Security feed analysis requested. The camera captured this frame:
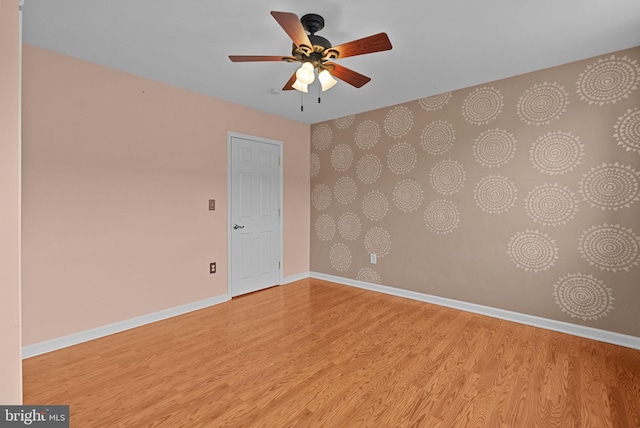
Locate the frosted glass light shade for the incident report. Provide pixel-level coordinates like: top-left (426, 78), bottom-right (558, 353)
top-left (292, 79), bottom-right (308, 93)
top-left (295, 62), bottom-right (315, 85)
top-left (319, 70), bottom-right (338, 91)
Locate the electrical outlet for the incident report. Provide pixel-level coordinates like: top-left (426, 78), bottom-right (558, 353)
top-left (210, 262), bottom-right (216, 274)
top-left (370, 253), bottom-right (377, 264)
top-left (209, 199), bottom-right (215, 210)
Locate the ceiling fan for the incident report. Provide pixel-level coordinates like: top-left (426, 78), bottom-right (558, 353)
top-left (229, 11), bottom-right (392, 93)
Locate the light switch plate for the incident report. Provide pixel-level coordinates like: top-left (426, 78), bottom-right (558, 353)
top-left (370, 253), bottom-right (377, 264)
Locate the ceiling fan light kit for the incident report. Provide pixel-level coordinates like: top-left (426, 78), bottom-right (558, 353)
top-left (292, 79), bottom-right (308, 93)
top-left (229, 11), bottom-right (392, 95)
top-left (318, 69), bottom-right (338, 91)
top-left (295, 62), bottom-right (316, 85)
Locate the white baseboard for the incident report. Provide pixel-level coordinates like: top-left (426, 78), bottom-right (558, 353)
top-left (22, 294), bottom-right (231, 359)
top-left (24, 272), bottom-right (639, 358)
top-left (282, 271), bottom-right (310, 284)
top-left (310, 271), bottom-right (640, 350)
top-left (22, 272), bottom-right (312, 359)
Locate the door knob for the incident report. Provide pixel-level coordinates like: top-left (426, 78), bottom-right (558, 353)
top-left (233, 224), bottom-right (245, 230)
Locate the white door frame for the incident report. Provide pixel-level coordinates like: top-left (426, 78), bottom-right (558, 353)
top-left (227, 131), bottom-right (284, 296)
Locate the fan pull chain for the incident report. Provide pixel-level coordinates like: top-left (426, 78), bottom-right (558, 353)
top-left (300, 91), bottom-right (304, 112)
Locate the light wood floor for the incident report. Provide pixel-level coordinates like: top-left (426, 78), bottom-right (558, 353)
top-left (23, 278), bottom-right (640, 427)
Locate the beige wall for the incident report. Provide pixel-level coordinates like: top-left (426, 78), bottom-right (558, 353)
top-left (311, 46), bottom-right (640, 337)
top-left (21, 45), bottom-right (310, 346)
top-left (0, 0), bottom-right (22, 404)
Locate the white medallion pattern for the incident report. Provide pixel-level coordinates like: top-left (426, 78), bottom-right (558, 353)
top-left (419, 92), bottom-right (452, 111)
top-left (576, 55), bottom-right (640, 105)
top-left (384, 106), bottom-right (414, 139)
top-left (579, 163), bottom-right (640, 211)
top-left (310, 153), bottom-right (320, 179)
top-left (356, 154), bottom-right (382, 184)
top-left (331, 144), bottom-right (353, 172)
top-left (393, 179), bottom-right (424, 213)
top-left (473, 128), bottom-right (517, 168)
top-left (507, 230), bottom-right (558, 272)
top-left (474, 175), bottom-right (518, 214)
top-left (553, 273), bottom-right (613, 321)
top-left (424, 200), bottom-right (460, 235)
top-left (430, 159), bottom-right (466, 195)
top-left (357, 268), bottom-right (381, 284)
top-left (312, 124), bottom-right (332, 150)
top-left (315, 215), bottom-right (336, 241)
top-left (334, 115), bottom-right (356, 129)
top-left (525, 184), bottom-right (579, 226)
top-left (355, 120), bottom-right (381, 150)
top-left (365, 227), bottom-right (391, 258)
top-left (530, 131), bottom-right (584, 175)
top-left (578, 223), bottom-right (640, 272)
top-left (420, 121), bottom-right (456, 155)
top-left (613, 108), bottom-right (640, 154)
top-left (329, 243), bottom-right (352, 271)
top-left (517, 81), bottom-right (569, 126)
top-left (338, 212), bottom-right (362, 241)
top-left (309, 51), bottom-right (639, 332)
top-left (334, 177), bottom-right (357, 205)
top-left (311, 184), bottom-right (331, 210)
top-left (387, 142), bottom-right (417, 175)
top-left (462, 86), bottom-right (504, 125)
top-left (362, 191), bottom-right (389, 221)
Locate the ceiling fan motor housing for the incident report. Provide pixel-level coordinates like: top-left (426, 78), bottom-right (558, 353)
top-left (309, 34), bottom-right (331, 49)
top-left (292, 35), bottom-right (334, 65)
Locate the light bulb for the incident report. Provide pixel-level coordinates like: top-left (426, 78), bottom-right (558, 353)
top-left (295, 62), bottom-right (315, 85)
top-left (319, 70), bottom-right (338, 91)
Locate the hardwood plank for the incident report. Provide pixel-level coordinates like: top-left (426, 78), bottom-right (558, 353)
top-left (22, 278), bottom-right (640, 427)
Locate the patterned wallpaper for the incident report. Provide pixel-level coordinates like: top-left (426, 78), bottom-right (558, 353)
top-left (310, 47), bottom-right (640, 337)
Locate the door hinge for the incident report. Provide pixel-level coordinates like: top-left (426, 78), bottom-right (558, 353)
top-left (278, 208), bottom-right (281, 217)
top-left (278, 262), bottom-right (281, 269)
top-left (278, 156), bottom-right (281, 165)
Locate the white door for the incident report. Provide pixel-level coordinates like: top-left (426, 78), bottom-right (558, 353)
top-left (229, 135), bottom-right (282, 297)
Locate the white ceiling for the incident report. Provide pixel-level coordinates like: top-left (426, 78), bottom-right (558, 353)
top-left (22, 0), bottom-right (640, 124)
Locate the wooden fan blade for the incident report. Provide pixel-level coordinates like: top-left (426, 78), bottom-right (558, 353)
top-left (282, 72), bottom-right (297, 91)
top-left (327, 63), bottom-right (371, 88)
top-left (229, 55), bottom-right (295, 62)
top-left (271, 11), bottom-right (312, 48)
top-left (328, 33), bottom-right (392, 59)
